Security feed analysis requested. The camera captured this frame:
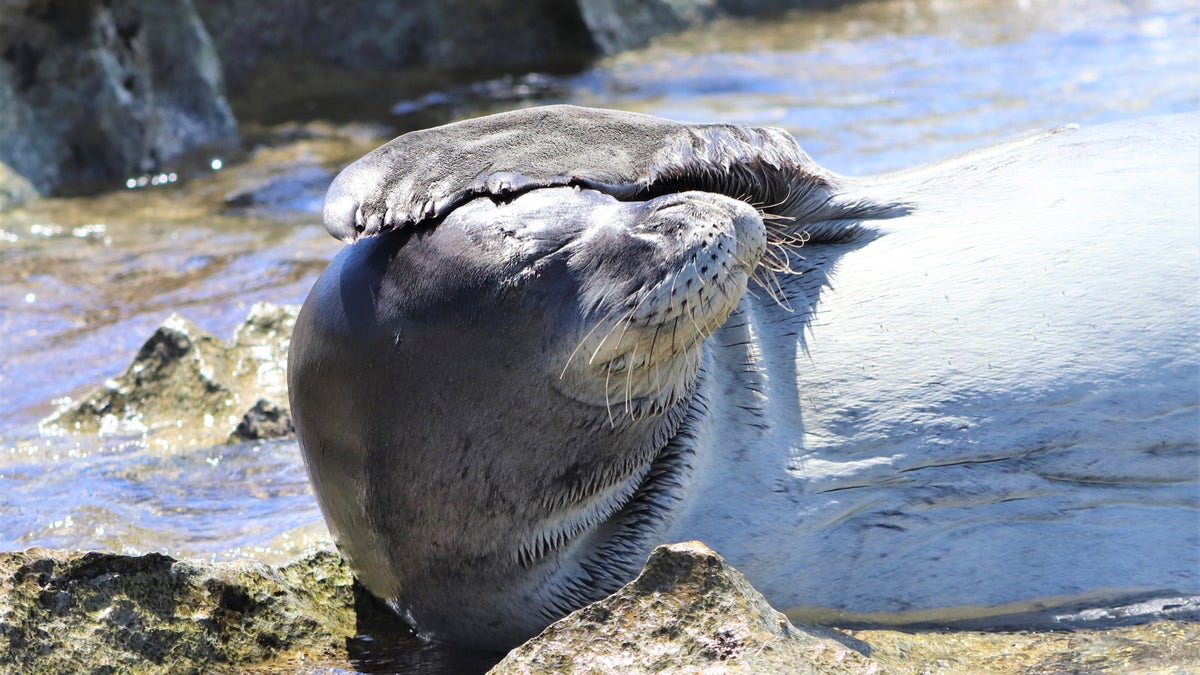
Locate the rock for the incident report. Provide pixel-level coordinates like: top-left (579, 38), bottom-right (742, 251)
top-left (489, 541), bottom-right (1200, 674)
top-left (850, 622), bottom-right (1200, 674)
top-left (0, 547), bottom-right (355, 673)
top-left (0, 0), bottom-right (237, 195)
top-left (491, 541), bottom-right (878, 674)
top-left (575, 0), bottom-right (707, 54)
top-left (577, 0), bottom-right (807, 54)
top-left (40, 302), bottom-right (298, 445)
top-left (196, 1), bottom-right (844, 121)
top-left (0, 160), bottom-right (36, 210)
top-left (0, 543), bottom-right (1191, 674)
top-left (195, 1), bottom-right (596, 96)
top-left (232, 398), bottom-right (294, 442)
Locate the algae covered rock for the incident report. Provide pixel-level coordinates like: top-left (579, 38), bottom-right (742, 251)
top-left (491, 541), bottom-right (877, 674)
top-left (0, 547), bottom-right (354, 673)
top-left (41, 302), bottom-right (297, 445)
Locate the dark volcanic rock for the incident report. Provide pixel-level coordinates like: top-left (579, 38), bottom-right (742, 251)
top-left (196, 1), bottom-right (839, 123)
top-left (196, 0), bottom-right (597, 93)
top-left (0, 0), bottom-right (237, 195)
top-left (0, 0), bottom-right (834, 194)
top-left (233, 398), bottom-right (295, 441)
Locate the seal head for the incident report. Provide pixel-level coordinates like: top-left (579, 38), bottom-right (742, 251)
top-left (292, 185), bottom-right (766, 647)
top-left (293, 105), bottom-right (905, 648)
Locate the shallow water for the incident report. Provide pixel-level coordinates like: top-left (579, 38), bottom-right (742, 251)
top-left (0, 0), bottom-right (1197, 668)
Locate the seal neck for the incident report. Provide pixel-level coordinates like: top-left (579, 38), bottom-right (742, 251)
top-left (530, 366), bottom-right (709, 621)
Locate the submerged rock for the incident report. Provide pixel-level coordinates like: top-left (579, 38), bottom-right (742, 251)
top-left (491, 541), bottom-right (878, 674)
top-left (222, 163), bottom-right (333, 216)
top-left (41, 302), bottom-right (297, 445)
top-left (0, 547), bottom-right (354, 673)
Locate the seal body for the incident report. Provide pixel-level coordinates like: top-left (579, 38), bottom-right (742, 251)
top-left (662, 113), bottom-right (1200, 623)
top-left (289, 106), bottom-right (1199, 649)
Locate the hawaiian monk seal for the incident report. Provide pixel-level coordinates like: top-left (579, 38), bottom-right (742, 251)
top-left (288, 106), bottom-right (1200, 649)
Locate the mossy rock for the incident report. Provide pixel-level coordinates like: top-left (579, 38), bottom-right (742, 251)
top-left (0, 548), bottom-right (354, 673)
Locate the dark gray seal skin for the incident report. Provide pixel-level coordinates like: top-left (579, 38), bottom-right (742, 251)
top-left (289, 106), bottom-right (1200, 650)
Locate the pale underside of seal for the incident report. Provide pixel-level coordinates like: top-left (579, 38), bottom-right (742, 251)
top-left (289, 106), bottom-right (1200, 650)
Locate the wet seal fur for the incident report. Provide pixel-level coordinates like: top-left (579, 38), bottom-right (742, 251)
top-left (289, 106), bottom-right (1200, 649)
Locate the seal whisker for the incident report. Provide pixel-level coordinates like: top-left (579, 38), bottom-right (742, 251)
top-left (604, 347), bottom-right (618, 427)
top-left (753, 266), bottom-right (795, 312)
top-left (755, 180), bottom-right (795, 214)
top-left (588, 305), bottom-right (638, 367)
top-left (759, 245), bottom-right (786, 273)
top-left (670, 310), bottom-right (682, 360)
top-left (624, 340), bottom-right (639, 418)
top-left (685, 304), bottom-right (708, 344)
top-left (612, 288), bottom-right (661, 419)
top-left (760, 238), bottom-right (801, 275)
top-left (760, 211), bottom-right (796, 222)
top-left (562, 303), bottom-right (628, 378)
top-left (647, 324), bottom-right (665, 394)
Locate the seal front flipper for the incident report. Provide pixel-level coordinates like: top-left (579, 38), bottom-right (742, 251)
top-left (322, 105), bottom-right (907, 242)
